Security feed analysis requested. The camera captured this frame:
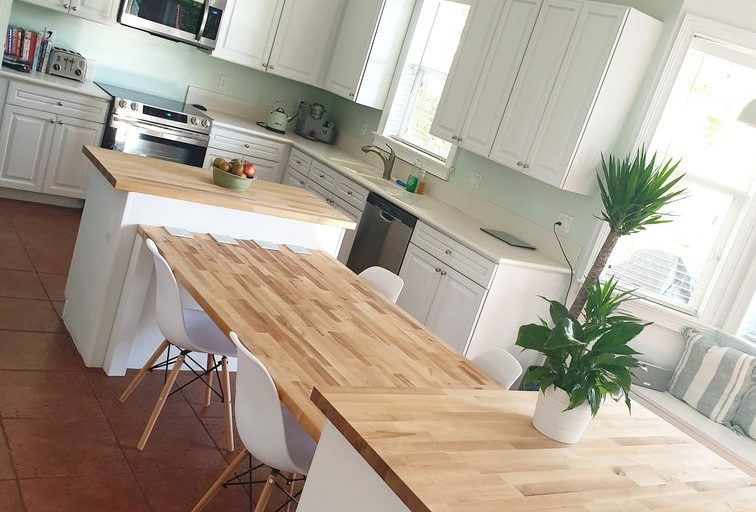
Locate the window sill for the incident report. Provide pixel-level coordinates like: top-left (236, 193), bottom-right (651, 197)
top-left (373, 133), bottom-right (455, 181)
top-left (619, 296), bottom-right (713, 334)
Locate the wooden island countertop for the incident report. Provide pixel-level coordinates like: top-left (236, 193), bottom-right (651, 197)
top-left (82, 145), bottom-right (355, 229)
top-left (310, 387), bottom-right (756, 512)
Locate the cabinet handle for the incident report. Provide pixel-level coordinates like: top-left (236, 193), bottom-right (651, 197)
top-left (299, 180), bottom-right (305, 185)
top-left (435, 267), bottom-right (441, 273)
top-left (263, 63), bottom-right (268, 69)
top-left (295, 159), bottom-right (302, 164)
top-left (268, 65), bottom-right (275, 70)
top-left (57, 102), bottom-right (63, 106)
top-left (445, 249), bottom-right (452, 255)
top-left (319, 174), bottom-right (325, 178)
top-left (440, 270), bottom-right (447, 276)
top-left (244, 144), bottom-right (250, 148)
top-left (346, 190), bottom-right (352, 195)
top-left (451, 135), bottom-right (457, 140)
top-left (49, 119), bottom-right (55, 123)
top-left (71, 4), bottom-right (77, 10)
top-left (516, 161), bottom-right (523, 167)
top-left (457, 137), bottom-right (463, 143)
top-left (62, 2), bottom-right (69, 7)
top-left (58, 120), bottom-right (64, 125)
top-left (523, 163), bottom-right (530, 169)
top-left (348, 92), bottom-right (354, 97)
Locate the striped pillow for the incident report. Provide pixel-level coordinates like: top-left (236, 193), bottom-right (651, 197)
top-left (669, 328), bottom-right (756, 425)
top-left (733, 386), bottom-right (756, 439)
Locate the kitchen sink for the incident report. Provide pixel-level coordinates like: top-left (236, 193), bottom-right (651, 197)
top-left (329, 157), bottom-right (382, 178)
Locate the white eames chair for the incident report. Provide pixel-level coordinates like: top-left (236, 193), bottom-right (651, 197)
top-left (470, 348), bottom-right (523, 389)
top-left (193, 331), bottom-right (316, 512)
top-left (119, 238), bottom-right (236, 451)
top-left (359, 266), bottom-right (405, 303)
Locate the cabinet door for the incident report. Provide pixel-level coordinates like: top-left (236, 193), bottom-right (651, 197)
top-left (397, 244), bottom-right (443, 325)
top-left (324, 0), bottom-right (384, 100)
top-left (250, 158), bottom-right (283, 183)
top-left (42, 115), bottom-right (104, 198)
top-left (70, 0), bottom-right (118, 23)
top-left (212, 0), bottom-right (284, 71)
top-left (267, 0), bottom-right (344, 84)
top-left (429, 0), bottom-right (502, 143)
top-left (488, 0), bottom-right (579, 169)
top-left (15, 0), bottom-right (69, 15)
top-left (0, 105), bottom-right (55, 192)
top-left (425, 265), bottom-right (486, 353)
top-left (525, 3), bottom-right (625, 187)
top-left (457, 0), bottom-right (541, 155)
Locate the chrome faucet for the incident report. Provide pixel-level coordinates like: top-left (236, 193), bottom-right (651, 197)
top-left (361, 143), bottom-right (396, 180)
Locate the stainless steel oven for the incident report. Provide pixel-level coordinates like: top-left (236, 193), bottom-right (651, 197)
top-left (119, 0), bottom-right (226, 51)
top-left (97, 83), bottom-right (212, 167)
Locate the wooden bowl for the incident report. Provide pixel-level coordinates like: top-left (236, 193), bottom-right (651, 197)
top-left (212, 166), bottom-right (254, 191)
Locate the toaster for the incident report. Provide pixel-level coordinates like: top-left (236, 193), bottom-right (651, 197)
top-left (46, 47), bottom-right (87, 82)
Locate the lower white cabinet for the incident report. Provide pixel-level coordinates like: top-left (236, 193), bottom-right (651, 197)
top-left (0, 105), bottom-right (55, 192)
top-left (42, 115), bottom-right (104, 198)
top-left (0, 81), bottom-right (108, 199)
top-left (398, 243), bottom-right (486, 353)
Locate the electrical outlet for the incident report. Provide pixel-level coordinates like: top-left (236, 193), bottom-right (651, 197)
top-left (360, 121), bottom-right (369, 136)
top-left (218, 74), bottom-right (228, 91)
top-left (467, 171), bottom-right (482, 191)
top-left (556, 211), bottom-right (574, 234)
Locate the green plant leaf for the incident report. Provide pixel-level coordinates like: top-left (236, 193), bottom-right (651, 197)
top-left (515, 324), bottom-right (551, 351)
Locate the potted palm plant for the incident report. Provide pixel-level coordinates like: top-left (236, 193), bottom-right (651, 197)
top-left (516, 148), bottom-right (685, 443)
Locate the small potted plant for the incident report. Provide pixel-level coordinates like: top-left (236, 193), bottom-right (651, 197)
top-left (516, 278), bottom-right (645, 443)
top-left (516, 148), bottom-right (685, 443)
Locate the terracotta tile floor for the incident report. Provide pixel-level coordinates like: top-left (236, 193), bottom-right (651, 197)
top-left (0, 198), bottom-right (295, 511)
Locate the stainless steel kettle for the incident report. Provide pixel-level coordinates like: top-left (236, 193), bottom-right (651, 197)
top-left (265, 104), bottom-right (298, 133)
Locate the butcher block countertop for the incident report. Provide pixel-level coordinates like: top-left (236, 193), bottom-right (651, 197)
top-left (139, 226), bottom-right (500, 440)
top-left (311, 387), bottom-right (756, 512)
top-left (83, 146), bottom-right (355, 229)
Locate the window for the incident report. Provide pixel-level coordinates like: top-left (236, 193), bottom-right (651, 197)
top-left (381, 0), bottom-right (470, 164)
top-left (603, 37), bottom-right (756, 316)
top-left (740, 291), bottom-right (756, 342)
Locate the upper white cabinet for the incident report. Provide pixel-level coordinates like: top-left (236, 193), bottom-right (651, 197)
top-left (324, 0), bottom-right (415, 109)
top-left (213, 0), bottom-right (344, 86)
top-left (19, 0), bottom-right (117, 24)
top-left (212, 0), bottom-right (284, 71)
top-left (432, 0), bottom-right (662, 194)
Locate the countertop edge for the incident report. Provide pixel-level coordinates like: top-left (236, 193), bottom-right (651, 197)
top-left (83, 146), bottom-right (356, 230)
top-left (310, 386), bottom-right (431, 512)
top-left (211, 118), bottom-right (570, 274)
top-left (0, 69), bottom-right (112, 100)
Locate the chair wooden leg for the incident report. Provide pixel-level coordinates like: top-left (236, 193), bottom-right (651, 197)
top-left (204, 354), bottom-right (215, 407)
top-left (119, 339), bottom-right (169, 403)
top-left (254, 471), bottom-right (277, 512)
top-left (286, 473), bottom-right (297, 512)
top-left (220, 356), bottom-right (234, 452)
top-left (191, 447), bottom-right (249, 512)
top-left (137, 353), bottom-right (185, 451)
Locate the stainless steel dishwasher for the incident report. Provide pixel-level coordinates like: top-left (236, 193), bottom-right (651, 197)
top-left (347, 192), bottom-right (417, 275)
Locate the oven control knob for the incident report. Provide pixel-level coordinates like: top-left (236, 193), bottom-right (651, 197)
top-left (201, 119), bottom-right (210, 128)
top-left (130, 102), bottom-right (139, 111)
top-left (75, 69), bottom-right (82, 76)
top-left (53, 63), bottom-right (61, 71)
top-left (190, 116), bottom-right (198, 125)
top-left (118, 99), bottom-right (127, 109)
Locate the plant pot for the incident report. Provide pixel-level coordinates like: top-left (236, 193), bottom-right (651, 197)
top-left (532, 386), bottom-right (591, 444)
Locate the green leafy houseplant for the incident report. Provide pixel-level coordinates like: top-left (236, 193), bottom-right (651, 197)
top-left (516, 277), bottom-right (647, 416)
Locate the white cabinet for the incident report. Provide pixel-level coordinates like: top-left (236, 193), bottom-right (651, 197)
top-left (433, 0), bottom-right (661, 194)
top-left (42, 115), bottom-right (103, 198)
top-left (19, 0), bottom-right (117, 24)
top-left (398, 242), bottom-right (486, 354)
top-left (266, 0), bottom-right (344, 84)
top-left (324, 0), bottom-right (414, 109)
top-left (204, 126), bottom-right (287, 182)
top-left (212, 0), bottom-right (284, 71)
top-left (214, 0), bottom-right (344, 86)
top-left (0, 105), bottom-right (55, 192)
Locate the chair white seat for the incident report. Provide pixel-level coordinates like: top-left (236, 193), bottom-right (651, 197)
top-left (359, 266), bottom-right (405, 303)
top-left (183, 309), bottom-right (235, 358)
top-left (470, 348), bottom-right (523, 389)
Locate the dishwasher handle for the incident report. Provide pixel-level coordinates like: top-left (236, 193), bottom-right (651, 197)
top-left (379, 211), bottom-right (396, 223)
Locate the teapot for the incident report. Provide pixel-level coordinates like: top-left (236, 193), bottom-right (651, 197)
top-left (265, 103), bottom-right (298, 134)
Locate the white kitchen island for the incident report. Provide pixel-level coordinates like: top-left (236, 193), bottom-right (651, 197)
top-left (63, 146), bottom-right (354, 374)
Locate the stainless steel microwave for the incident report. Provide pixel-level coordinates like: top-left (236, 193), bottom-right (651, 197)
top-left (119, 0), bottom-right (226, 51)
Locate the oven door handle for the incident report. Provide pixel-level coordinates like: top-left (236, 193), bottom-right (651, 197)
top-left (113, 119), bottom-right (210, 147)
top-left (196, 0), bottom-right (210, 41)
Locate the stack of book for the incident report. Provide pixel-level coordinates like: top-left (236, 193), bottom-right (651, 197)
top-left (3, 26), bottom-right (54, 73)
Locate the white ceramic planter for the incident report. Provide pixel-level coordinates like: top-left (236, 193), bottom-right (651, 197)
top-left (532, 386), bottom-right (592, 444)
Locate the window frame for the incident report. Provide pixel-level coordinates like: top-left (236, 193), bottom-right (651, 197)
top-left (582, 14), bottom-right (756, 337)
top-left (375, 0), bottom-right (470, 180)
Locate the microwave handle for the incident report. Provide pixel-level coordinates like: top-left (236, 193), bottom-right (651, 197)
top-left (196, 0), bottom-right (210, 41)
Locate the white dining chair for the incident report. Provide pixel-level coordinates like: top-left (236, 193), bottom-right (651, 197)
top-left (470, 349), bottom-right (523, 389)
top-left (192, 331), bottom-right (316, 512)
top-left (359, 266), bottom-right (404, 303)
top-left (119, 238), bottom-right (236, 452)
